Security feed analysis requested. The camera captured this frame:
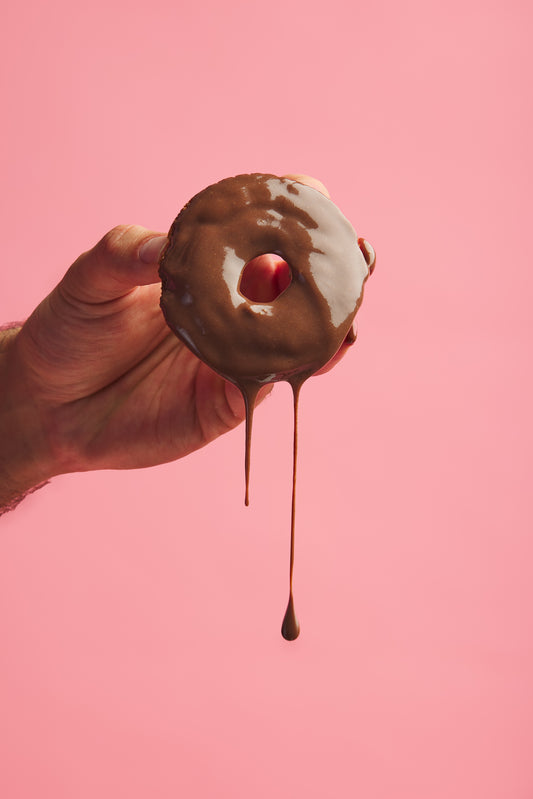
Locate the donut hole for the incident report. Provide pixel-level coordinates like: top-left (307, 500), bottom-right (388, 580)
top-left (239, 253), bottom-right (292, 302)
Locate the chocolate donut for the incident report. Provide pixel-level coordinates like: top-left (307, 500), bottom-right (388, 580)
top-left (159, 173), bottom-right (372, 392)
top-left (159, 173), bottom-right (374, 641)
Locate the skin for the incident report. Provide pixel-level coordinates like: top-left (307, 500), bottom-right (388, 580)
top-left (0, 175), bottom-right (357, 511)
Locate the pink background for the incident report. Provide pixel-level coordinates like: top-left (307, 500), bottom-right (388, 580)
top-left (1, 1), bottom-right (532, 796)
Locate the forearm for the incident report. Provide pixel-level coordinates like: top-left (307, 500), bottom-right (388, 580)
top-left (0, 325), bottom-right (51, 515)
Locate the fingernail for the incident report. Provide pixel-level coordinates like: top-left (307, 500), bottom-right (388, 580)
top-left (358, 238), bottom-right (376, 274)
top-left (139, 235), bottom-right (168, 264)
top-left (345, 324), bottom-right (357, 345)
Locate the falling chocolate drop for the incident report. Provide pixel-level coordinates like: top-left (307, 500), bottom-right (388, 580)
top-left (281, 592), bottom-right (300, 641)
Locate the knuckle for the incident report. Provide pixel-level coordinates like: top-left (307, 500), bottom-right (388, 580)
top-left (98, 225), bottom-right (134, 260)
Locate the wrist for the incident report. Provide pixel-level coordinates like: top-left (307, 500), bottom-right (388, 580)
top-left (0, 325), bottom-right (55, 512)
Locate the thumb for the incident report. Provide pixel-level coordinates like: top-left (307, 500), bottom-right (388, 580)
top-left (62, 225), bottom-right (167, 303)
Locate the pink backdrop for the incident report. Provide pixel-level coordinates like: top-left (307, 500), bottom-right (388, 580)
top-left (1, 1), bottom-right (532, 796)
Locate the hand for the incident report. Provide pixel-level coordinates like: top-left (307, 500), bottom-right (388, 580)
top-left (0, 175), bottom-right (360, 507)
top-left (4, 224), bottom-right (265, 478)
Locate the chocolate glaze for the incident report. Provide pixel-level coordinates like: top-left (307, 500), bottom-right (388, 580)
top-left (159, 174), bottom-right (374, 641)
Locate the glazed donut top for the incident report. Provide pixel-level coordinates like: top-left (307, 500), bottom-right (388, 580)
top-left (159, 173), bottom-right (371, 390)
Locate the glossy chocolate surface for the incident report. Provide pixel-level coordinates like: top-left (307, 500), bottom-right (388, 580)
top-left (159, 174), bottom-right (370, 389)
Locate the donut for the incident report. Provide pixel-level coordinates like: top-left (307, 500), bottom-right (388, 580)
top-left (158, 173), bottom-right (373, 393)
top-left (158, 173), bottom-right (374, 641)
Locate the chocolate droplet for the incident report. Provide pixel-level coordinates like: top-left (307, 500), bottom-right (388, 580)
top-left (281, 592), bottom-right (300, 641)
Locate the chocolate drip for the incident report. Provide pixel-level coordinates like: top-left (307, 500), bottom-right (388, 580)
top-left (281, 379), bottom-right (303, 640)
top-left (240, 383), bottom-right (260, 507)
top-left (242, 379), bottom-right (303, 640)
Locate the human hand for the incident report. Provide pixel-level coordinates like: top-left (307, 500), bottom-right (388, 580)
top-left (4, 223), bottom-right (265, 481)
top-left (0, 175), bottom-right (369, 508)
